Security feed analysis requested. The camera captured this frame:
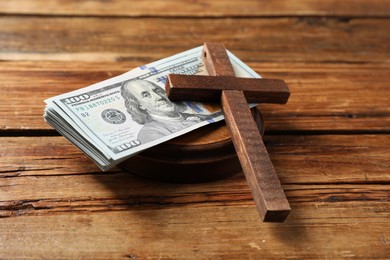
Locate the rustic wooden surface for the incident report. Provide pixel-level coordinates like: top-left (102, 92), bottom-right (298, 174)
top-left (0, 1), bottom-right (389, 259)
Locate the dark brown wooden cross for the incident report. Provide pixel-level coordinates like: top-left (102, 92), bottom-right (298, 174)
top-left (165, 42), bottom-right (291, 222)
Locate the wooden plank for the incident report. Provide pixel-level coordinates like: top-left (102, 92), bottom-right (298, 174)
top-left (0, 0), bottom-right (389, 17)
top-left (166, 75), bottom-right (289, 103)
top-left (0, 135), bottom-right (388, 184)
top-left (0, 62), bottom-right (388, 132)
top-left (1, 183), bottom-right (389, 215)
top-left (0, 17), bottom-right (389, 64)
top-left (254, 63), bottom-right (390, 132)
top-left (221, 90), bottom-right (290, 221)
top-left (1, 138), bottom-right (389, 256)
top-left (191, 42), bottom-right (290, 222)
top-left (2, 132), bottom-right (388, 258)
top-left (0, 194), bottom-right (389, 258)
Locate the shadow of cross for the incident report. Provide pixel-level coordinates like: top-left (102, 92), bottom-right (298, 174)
top-left (165, 42), bottom-right (291, 222)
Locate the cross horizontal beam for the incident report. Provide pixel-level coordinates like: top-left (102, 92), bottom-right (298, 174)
top-left (166, 74), bottom-right (290, 103)
top-left (165, 42), bottom-right (291, 222)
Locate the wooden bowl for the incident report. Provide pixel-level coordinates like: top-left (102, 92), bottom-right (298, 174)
top-left (119, 107), bottom-right (264, 183)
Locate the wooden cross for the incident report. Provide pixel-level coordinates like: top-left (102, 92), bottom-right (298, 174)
top-left (165, 43), bottom-right (291, 222)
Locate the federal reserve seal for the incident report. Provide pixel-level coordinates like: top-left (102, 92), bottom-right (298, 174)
top-left (101, 109), bottom-right (126, 124)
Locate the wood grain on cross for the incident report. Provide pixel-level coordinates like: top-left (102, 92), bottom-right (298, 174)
top-left (165, 42), bottom-right (291, 222)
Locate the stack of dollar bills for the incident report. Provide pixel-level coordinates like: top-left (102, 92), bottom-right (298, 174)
top-left (44, 46), bottom-right (260, 170)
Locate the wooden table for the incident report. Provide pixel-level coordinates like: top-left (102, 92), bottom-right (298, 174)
top-left (1, 1), bottom-right (389, 258)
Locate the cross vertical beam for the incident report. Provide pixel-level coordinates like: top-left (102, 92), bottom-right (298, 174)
top-left (166, 43), bottom-right (291, 222)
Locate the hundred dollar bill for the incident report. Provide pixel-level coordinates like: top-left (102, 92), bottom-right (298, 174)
top-left (44, 46), bottom-right (260, 170)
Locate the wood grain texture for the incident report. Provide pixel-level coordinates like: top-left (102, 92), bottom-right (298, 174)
top-left (1, 200), bottom-right (389, 259)
top-left (197, 42), bottom-right (290, 221)
top-left (0, 62), bottom-right (388, 132)
top-left (0, 134), bottom-right (389, 257)
top-left (166, 74), bottom-right (290, 103)
top-left (0, 17), bottom-right (389, 64)
top-left (221, 90), bottom-right (291, 221)
top-left (1, 135), bottom-right (389, 183)
top-left (0, 0), bottom-right (389, 17)
top-left (2, 135), bottom-right (388, 212)
top-left (0, 0), bottom-right (389, 258)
